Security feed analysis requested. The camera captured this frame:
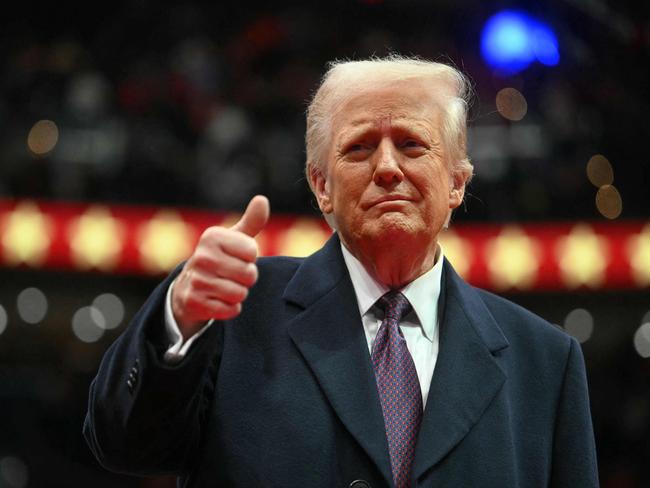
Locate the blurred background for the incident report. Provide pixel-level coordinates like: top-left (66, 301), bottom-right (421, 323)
top-left (0, 0), bottom-right (648, 486)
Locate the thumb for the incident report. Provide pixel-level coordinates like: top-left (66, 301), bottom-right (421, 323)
top-left (231, 195), bottom-right (270, 237)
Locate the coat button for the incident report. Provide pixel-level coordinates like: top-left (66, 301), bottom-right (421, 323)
top-left (349, 480), bottom-right (371, 488)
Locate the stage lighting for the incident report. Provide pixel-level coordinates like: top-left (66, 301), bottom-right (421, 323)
top-left (481, 10), bottom-right (559, 75)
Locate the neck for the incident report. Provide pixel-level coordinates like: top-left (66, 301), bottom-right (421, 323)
top-left (341, 234), bottom-right (439, 289)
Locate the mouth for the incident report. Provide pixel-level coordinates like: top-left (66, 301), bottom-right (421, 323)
top-left (365, 195), bottom-right (413, 209)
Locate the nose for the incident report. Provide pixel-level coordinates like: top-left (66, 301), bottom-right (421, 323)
top-left (372, 138), bottom-right (404, 187)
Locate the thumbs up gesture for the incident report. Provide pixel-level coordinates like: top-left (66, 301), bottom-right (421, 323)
top-left (171, 195), bottom-right (270, 336)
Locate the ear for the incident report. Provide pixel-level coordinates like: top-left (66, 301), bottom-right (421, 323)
top-left (308, 164), bottom-right (333, 214)
top-left (448, 171), bottom-right (467, 209)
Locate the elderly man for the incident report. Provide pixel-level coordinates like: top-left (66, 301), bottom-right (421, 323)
top-left (84, 56), bottom-right (598, 488)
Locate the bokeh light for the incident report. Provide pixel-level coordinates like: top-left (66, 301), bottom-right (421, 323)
top-left (530, 22), bottom-right (561, 66)
top-left (481, 10), bottom-right (559, 74)
top-left (0, 456), bottom-right (29, 488)
top-left (596, 184), bottom-right (623, 219)
top-left (555, 224), bottom-right (609, 288)
top-left (563, 308), bottom-right (594, 343)
top-left (633, 322), bottom-right (650, 358)
top-left (137, 211), bottom-right (195, 273)
top-left (1, 201), bottom-right (52, 266)
top-left (68, 207), bottom-right (125, 271)
top-left (16, 287), bottom-right (48, 324)
top-left (92, 293), bottom-right (125, 330)
top-left (496, 87), bottom-right (528, 121)
top-left (0, 304), bottom-right (7, 335)
top-left (72, 306), bottom-right (106, 343)
top-left (27, 120), bottom-right (59, 156)
top-left (586, 154), bottom-right (614, 187)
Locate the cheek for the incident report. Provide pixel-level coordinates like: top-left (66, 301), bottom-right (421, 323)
top-left (416, 162), bottom-right (451, 193)
top-left (410, 171), bottom-right (451, 212)
top-left (331, 166), bottom-right (368, 201)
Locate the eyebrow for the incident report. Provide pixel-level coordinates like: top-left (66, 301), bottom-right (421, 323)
top-left (336, 118), bottom-right (435, 145)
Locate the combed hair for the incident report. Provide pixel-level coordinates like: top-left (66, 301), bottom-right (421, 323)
top-left (305, 54), bottom-right (474, 192)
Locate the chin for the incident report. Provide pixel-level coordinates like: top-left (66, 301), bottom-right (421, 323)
top-left (366, 214), bottom-right (422, 242)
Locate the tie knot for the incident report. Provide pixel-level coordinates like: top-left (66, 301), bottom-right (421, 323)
top-left (377, 291), bottom-right (412, 321)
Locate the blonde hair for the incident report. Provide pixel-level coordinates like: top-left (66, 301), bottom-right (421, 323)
top-left (305, 54), bottom-right (474, 192)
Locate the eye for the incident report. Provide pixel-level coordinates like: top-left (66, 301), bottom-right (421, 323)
top-left (401, 139), bottom-right (422, 148)
top-left (343, 142), bottom-right (374, 161)
top-left (348, 143), bottom-right (367, 152)
top-left (400, 138), bottom-right (427, 156)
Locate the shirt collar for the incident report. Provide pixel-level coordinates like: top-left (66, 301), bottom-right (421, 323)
top-left (340, 240), bottom-right (444, 342)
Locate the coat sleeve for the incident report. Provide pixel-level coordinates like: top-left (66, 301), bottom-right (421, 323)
top-left (82, 267), bottom-right (225, 476)
top-left (550, 336), bottom-right (599, 487)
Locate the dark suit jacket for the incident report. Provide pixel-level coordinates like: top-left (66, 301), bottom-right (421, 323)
top-left (84, 234), bottom-right (598, 487)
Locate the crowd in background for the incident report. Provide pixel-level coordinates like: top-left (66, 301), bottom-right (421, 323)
top-left (1, 0), bottom-right (648, 221)
top-left (0, 1), bottom-right (648, 487)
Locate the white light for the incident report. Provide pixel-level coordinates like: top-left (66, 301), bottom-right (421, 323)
top-left (633, 323), bottom-right (650, 358)
top-left (0, 456), bottom-right (29, 488)
top-left (72, 306), bottom-right (106, 343)
top-left (92, 293), bottom-right (125, 330)
top-left (0, 305), bottom-right (7, 335)
top-left (563, 308), bottom-right (594, 343)
top-left (16, 287), bottom-right (48, 324)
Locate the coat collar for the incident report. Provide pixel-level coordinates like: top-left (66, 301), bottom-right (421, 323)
top-left (284, 234), bottom-right (394, 485)
top-left (413, 260), bottom-right (509, 481)
top-left (283, 234), bottom-right (510, 485)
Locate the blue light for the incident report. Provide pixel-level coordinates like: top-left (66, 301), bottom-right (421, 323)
top-left (481, 10), bottom-right (560, 74)
top-left (530, 22), bottom-right (560, 66)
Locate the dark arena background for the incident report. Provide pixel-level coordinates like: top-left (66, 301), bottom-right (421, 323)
top-left (1, 1), bottom-right (649, 487)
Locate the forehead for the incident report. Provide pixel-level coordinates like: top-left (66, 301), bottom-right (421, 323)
top-left (331, 78), bottom-right (445, 133)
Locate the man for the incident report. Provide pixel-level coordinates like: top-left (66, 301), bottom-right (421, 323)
top-left (84, 56), bottom-right (599, 487)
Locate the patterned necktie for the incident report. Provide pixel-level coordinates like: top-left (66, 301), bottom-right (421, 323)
top-left (371, 291), bottom-right (423, 488)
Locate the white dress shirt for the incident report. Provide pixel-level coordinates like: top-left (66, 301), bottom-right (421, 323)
top-left (339, 244), bottom-right (442, 408)
top-left (163, 241), bottom-right (444, 407)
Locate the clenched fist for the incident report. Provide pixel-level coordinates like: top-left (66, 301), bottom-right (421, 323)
top-left (171, 195), bottom-right (270, 337)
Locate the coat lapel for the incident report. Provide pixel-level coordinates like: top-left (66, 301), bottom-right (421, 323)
top-left (283, 238), bottom-right (510, 485)
top-left (284, 234), bottom-right (394, 486)
top-left (413, 260), bottom-right (509, 481)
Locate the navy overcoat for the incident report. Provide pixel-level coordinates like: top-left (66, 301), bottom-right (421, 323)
top-left (84, 234), bottom-right (598, 487)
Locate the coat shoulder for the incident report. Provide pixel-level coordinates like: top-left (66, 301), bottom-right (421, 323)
top-left (246, 255), bottom-right (304, 301)
top-left (256, 255), bottom-right (303, 282)
top-left (473, 287), bottom-right (571, 351)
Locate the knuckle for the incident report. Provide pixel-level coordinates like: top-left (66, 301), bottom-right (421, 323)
top-left (202, 226), bottom-right (225, 241)
top-left (208, 252), bottom-right (225, 270)
top-left (180, 285), bottom-right (192, 305)
top-left (191, 250), bottom-right (212, 269)
top-left (213, 302), bottom-right (242, 320)
top-left (188, 274), bottom-right (201, 289)
top-left (247, 264), bottom-right (259, 284)
top-left (197, 228), bottom-right (229, 254)
top-left (198, 228), bottom-right (212, 243)
top-left (230, 285), bottom-right (248, 303)
top-left (242, 236), bottom-right (258, 258)
top-left (237, 286), bottom-right (249, 302)
top-left (216, 282), bottom-right (248, 304)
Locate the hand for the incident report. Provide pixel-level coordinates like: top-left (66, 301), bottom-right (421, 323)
top-left (171, 195), bottom-right (270, 337)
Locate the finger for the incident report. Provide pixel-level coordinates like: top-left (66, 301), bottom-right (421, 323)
top-left (208, 300), bottom-right (242, 321)
top-left (187, 271), bottom-right (249, 304)
top-left (217, 230), bottom-right (258, 262)
top-left (188, 295), bottom-right (242, 321)
top-left (193, 251), bottom-right (258, 287)
top-left (199, 226), bottom-right (258, 262)
top-left (230, 195), bottom-right (270, 237)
